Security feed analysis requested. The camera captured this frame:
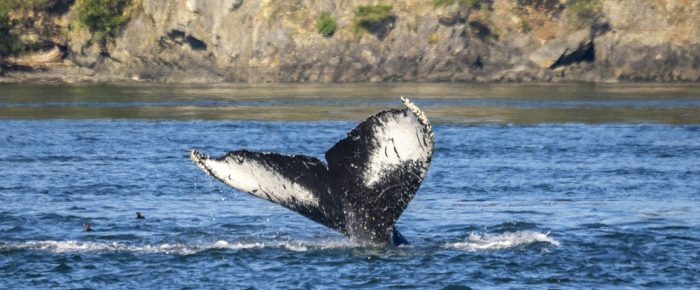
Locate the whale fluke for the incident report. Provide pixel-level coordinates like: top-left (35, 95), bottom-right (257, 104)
top-left (190, 97), bottom-right (434, 245)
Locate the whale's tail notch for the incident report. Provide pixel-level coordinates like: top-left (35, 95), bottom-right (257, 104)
top-left (190, 97), bottom-right (434, 245)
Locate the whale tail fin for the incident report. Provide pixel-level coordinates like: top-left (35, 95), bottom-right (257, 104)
top-left (189, 149), bottom-right (346, 233)
top-left (190, 97), bottom-right (434, 245)
top-left (325, 97), bottom-right (434, 243)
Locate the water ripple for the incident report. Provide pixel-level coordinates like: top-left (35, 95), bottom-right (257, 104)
top-left (0, 105), bottom-right (698, 288)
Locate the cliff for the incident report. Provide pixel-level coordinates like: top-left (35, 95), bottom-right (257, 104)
top-left (1, 0), bottom-right (699, 83)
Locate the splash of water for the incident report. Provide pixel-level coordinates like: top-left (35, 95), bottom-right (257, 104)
top-left (445, 231), bottom-right (560, 251)
top-left (0, 239), bottom-right (355, 255)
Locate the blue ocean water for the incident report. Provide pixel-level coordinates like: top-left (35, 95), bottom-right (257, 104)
top-left (1, 84), bottom-right (699, 288)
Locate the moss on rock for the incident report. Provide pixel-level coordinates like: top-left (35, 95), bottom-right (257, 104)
top-left (75, 0), bottom-right (133, 44)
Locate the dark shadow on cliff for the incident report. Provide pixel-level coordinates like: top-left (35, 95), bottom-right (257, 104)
top-left (161, 30), bottom-right (208, 51)
top-left (551, 41), bottom-right (595, 69)
top-left (360, 16), bottom-right (397, 40)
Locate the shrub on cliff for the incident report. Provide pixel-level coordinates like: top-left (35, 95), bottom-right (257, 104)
top-left (0, 30), bottom-right (22, 56)
top-left (352, 4), bottom-right (395, 36)
top-left (0, 1), bottom-right (15, 55)
top-left (317, 12), bottom-right (337, 37)
top-left (0, 0), bottom-right (60, 55)
top-left (75, 0), bottom-right (133, 43)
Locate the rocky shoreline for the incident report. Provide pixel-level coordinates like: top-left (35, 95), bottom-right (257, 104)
top-left (1, 0), bottom-right (698, 84)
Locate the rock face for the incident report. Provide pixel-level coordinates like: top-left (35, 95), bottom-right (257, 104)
top-left (1, 0), bottom-right (699, 83)
top-left (529, 29), bottom-right (593, 69)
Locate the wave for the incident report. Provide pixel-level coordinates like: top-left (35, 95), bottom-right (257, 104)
top-left (445, 231), bottom-right (560, 251)
top-left (0, 239), bottom-right (353, 255)
top-left (2, 231), bottom-right (560, 255)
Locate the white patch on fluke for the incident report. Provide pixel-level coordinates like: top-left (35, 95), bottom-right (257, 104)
top-left (363, 97), bottom-right (434, 187)
top-left (201, 155), bottom-right (319, 207)
top-left (445, 231), bottom-right (560, 251)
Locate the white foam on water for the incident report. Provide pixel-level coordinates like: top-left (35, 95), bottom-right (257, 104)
top-left (0, 239), bottom-right (356, 255)
top-left (445, 231), bottom-right (560, 251)
top-left (2, 240), bottom-right (212, 255)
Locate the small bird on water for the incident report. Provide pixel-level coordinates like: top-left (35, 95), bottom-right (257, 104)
top-left (136, 211), bottom-right (145, 219)
top-left (83, 223), bottom-right (93, 232)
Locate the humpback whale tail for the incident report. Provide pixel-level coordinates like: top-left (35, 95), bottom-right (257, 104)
top-left (190, 97), bottom-right (434, 245)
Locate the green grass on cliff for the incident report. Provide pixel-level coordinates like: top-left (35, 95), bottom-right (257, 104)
top-left (316, 12), bottom-right (337, 37)
top-left (433, 0), bottom-right (479, 8)
top-left (1, 0), bottom-right (59, 24)
top-left (0, 0), bottom-right (53, 19)
top-left (75, 0), bottom-right (133, 43)
top-left (566, 0), bottom-right (602, 24)
top-left (0, 1), bottom-right (15, 23)
top-left (352, 4), bottom-right (395, 35)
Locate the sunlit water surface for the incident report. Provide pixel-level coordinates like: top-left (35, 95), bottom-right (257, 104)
top-left (1, 83), bottom-right (699, 288)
